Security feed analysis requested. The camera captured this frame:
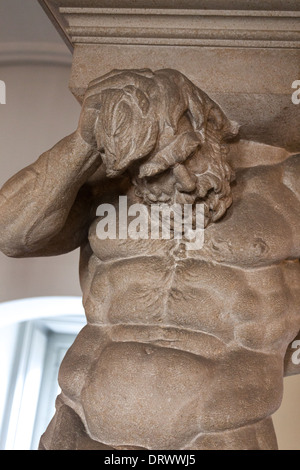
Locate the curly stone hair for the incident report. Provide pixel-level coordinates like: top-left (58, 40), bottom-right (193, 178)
top-left (84, 68), bottom-right (239, 225)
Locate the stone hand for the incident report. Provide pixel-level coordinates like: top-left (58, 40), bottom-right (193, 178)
top-left (77, 91), bottom-right (102, 148)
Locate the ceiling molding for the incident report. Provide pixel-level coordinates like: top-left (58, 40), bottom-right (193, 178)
top-left (39, 0), bottom-right (300, 49)
top-left (0, 42), bottom-right (72, 65)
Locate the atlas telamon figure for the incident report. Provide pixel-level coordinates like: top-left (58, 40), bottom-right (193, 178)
top-left (0, 69), bottom-right (299, 450)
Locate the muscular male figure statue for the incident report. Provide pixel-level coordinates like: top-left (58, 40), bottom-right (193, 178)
top-left (0, 69), bottom-right (299, 450)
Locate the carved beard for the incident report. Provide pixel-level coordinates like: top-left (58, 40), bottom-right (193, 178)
top-left (132, 137), bottom-right (234, 228)
top-left (89, 68), bottom-right (239, 227)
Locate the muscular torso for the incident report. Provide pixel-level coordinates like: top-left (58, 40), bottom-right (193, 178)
top-left (58, 156), bottom-right (300, 449)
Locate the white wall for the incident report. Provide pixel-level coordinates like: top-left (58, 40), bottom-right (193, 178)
top-left (0, 60), bottom-right (84, 449)
top-left (0, 63), bottom-right (82, 302)
top-left (0, 0), bottom-right (63, 45)
top-left (273, 376), bottom-right (300, 450)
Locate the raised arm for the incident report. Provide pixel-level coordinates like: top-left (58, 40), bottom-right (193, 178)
top-left (0, 98), bottom-right (102, 257)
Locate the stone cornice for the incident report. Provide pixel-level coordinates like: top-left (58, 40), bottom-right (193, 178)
top-left (38, 0), bottom-right (300, 50)
top-left (37, 1), bottom-right (300, 152)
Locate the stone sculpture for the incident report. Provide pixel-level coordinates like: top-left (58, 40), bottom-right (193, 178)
top-left (0, 69), bottom-right (299, 450)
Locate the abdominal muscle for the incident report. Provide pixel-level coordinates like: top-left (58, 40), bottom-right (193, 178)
top-left (58, 316), bottom-right (284, 449)
top-left (57, 239), bottom-right (298, 449)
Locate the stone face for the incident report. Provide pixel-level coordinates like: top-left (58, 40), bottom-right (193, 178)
top-left (0, 65), bottom-right (299, 449)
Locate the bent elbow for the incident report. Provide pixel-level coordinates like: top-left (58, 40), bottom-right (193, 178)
top-left (0, 228), bottom-right (33, 258)
top-left (0, 240), bottom-right (28, 258)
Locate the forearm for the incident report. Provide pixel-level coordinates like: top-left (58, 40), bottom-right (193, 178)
top-left (0, 131), bottom-right (101, 256)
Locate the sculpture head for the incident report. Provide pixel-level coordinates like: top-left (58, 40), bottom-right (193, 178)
top-left (85, 68), bottom-right (239, 226)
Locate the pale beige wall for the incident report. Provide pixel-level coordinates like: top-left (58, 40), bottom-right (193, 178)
top-left (0, 63), bottom-right (82, 302)
top-left (273, 376), bottom-right (300, 450)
